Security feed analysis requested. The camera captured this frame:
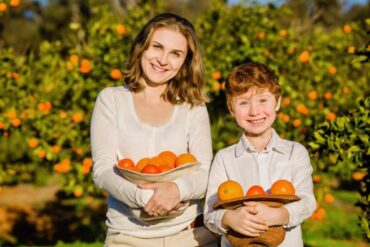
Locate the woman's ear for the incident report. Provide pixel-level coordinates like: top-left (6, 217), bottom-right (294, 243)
top-left (275, 96), bottom-right (281, 111)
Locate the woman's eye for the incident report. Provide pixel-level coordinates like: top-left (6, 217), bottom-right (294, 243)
top-left (239, 101), bottom-right (248, 106)
top-left (153, 44), bottom-right (161, 49)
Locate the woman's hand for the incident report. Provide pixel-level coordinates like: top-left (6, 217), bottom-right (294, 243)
top-left (138, 182), bottom-right (181, 216)
top-left (222, 206), bottom-right (268, 237)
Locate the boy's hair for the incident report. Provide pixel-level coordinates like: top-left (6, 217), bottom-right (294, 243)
top-left (225, 62), bottom-right (281, 104)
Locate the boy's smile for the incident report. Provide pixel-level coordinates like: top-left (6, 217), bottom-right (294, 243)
top-left (229, 88), bottom-right (279, 138)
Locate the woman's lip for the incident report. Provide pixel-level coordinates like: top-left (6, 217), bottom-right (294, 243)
top-left (151, 63), bottom-right (167, 72)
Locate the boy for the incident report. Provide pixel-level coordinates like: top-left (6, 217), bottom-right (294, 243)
top-left (204, 62), bottom-right (316, 246)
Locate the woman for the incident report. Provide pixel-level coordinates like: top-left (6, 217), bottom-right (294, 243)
top-left (90, 13), bottom-right (217, 246)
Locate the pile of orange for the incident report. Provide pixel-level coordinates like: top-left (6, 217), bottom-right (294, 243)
top-left (217, 179), bottom-right (295, 202)
top-left (117, 151), bottom-right (197, 174)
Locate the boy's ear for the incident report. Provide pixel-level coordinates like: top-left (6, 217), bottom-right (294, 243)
top-left (275, 96), bottom-right (281, 111)
top-left (227, 101), bottom-right (235, 117)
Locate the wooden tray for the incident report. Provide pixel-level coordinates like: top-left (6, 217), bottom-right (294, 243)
top-left (116, 162), bottom-right (200, 184)
top-left (213, 194), bottom-right (300, 209)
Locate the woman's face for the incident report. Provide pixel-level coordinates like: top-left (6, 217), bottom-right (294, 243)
top-left (140, 27), bottom-right (188, 87)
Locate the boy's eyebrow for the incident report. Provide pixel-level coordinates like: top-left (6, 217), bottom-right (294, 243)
top-left (151, 41), bottom-right (186, 54)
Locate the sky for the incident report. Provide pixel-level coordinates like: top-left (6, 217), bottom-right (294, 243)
top-left (228, 0), bottom-right (368, 10)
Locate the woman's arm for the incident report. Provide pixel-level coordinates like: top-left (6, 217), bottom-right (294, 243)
top-left (91, 88), bottom-right (147, 208)
top-left (173, 104), bottom-right (213, 201)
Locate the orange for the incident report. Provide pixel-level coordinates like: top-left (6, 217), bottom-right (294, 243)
top-left (110, 69), bottom-right (122, 80)
top-left (136, 157), bottom-right (151, 172)
top-left (175, 153), bottom-right (197, 167)
top-left (327, 112), bottom-right (336, 122)
top-left (270, 179), bottom-right (295, 195)
top-left (217, 180), bottom-right (244, 201)
top-left (28, 138), bottom-right (39, 148)
top-left (142, 164), bottom-right (161, 174)
top-left (324, 194), bottom-right (334, 204)
top-left (211, 71), bottom-right (221, 80)
top-left (282, 97), bottom-right (291, 106)
top-left (343, 24), bottom-right (352, 33)
top-left (117, 158), bottom-right (135, 170)
top-left (328, 66), bottom-right (337, 75)
top-left (348, 46), bottom-right (355, 54)
top-left (72, 112), bottom-right (84, 123)
top-left (293, 119), bottom-right (301, 128)
top-left (9, 0), bottom-right (20, 7)
top-left (0, 3), bottom-right (7, 12)
top-left (116, 24), bottom-right (127, 36)
top-left (352, 171), bottom-right (366, 181)
top-left (246, 185), bottom-right (265, 196)
top-left (324, 92), bottom-right (332, 100)
top-left (158, 151), bottom-right (177, 167)
top-left (159, 165), bottom-right (173, 173)
top-left (279, 29), bottom-right (287, 37)
top-left (308, 90), bottom-right (318, 101)
top-left (299, 51), bottom-right (310, 63)
top-left (147, 156), bottom-right (167, 167)
top-left (312, 175), bottom-right (321, 183)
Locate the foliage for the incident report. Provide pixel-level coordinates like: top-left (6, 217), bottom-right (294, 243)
top-left (309, 97), bottom-right (370, 239)
top-left (0, 0), bottom-right (369, 245)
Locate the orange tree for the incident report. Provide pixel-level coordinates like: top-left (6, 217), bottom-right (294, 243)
top-left (0, 0), bottom-right (369, 239)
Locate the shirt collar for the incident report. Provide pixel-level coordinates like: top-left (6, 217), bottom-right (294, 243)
top-left (234, 129), bottom-right (290, 157)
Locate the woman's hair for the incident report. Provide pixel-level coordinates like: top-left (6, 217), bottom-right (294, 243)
top-left (225, 62), bottom-right (281, 104)
top-left (124, 13), bottom-right (208, 106)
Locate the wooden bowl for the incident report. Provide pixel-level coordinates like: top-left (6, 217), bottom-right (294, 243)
top-left (213, 194), bottom-right (300, 247)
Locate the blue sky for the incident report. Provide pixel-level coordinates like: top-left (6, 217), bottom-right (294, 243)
top-left (228, 0), bottom-right (368, 10)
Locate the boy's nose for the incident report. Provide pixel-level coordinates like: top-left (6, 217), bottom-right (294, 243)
top-left (249, 103), bottom-right (260, 115)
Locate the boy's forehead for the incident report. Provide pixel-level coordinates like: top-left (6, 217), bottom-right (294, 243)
top-left (233, 88), bottom-right (272, 99)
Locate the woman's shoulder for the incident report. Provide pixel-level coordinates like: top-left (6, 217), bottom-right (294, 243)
top-left (97, 86), bottom-right (131, 100)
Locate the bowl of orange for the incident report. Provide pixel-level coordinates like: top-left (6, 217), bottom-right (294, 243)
top-left (213, 180), bottom-right (300, 247)
top-left (115, 151), bottom-right (201, 184)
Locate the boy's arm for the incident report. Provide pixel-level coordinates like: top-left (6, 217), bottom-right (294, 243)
top-left (203, 152), bottom-right (231, 235)
top-left (203, 151), bottom-right (269, 236)
top-left (282, 142), bottom-right (317, 228)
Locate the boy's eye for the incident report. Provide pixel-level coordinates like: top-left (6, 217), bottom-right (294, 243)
top-left (239, 101), bottom-right (248, 105)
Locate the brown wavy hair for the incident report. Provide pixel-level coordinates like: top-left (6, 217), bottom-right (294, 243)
top-left (123, 13), bottom-right (208, 107)
top-left (225, 62), bottom-right (281, 104)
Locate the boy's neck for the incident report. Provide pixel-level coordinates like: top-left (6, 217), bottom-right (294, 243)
top-left (244, 129), bottom-right (273, 152)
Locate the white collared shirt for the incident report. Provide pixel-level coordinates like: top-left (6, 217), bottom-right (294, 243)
top-left (204, 129), bottom-right (317, 247)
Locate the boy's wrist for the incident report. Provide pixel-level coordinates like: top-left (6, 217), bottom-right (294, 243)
top-left (221, 210), bottom-right (231, 231)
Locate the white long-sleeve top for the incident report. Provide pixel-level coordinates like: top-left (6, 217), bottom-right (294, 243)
top-left (90, 86), bottom-right (213, 238)
top-left (204, 129), bottom-right (316, 247)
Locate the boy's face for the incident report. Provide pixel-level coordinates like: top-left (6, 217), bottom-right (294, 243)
top-left (228, 88), bottom-right (280, 137)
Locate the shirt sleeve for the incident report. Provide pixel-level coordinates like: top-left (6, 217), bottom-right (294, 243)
top-left (282, 142), bottom-right (317, 228)
top-left (90, 88), bottom-right (147, 208)
top-left (203, 151), bottom-right (230, 235)
top-left (173, 104), bottom-right (213, 201)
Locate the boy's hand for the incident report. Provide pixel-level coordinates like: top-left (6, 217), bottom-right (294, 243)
top-left (243, 201), bottom-right (289, 226)
top-left (222, 206), bottom-right (268, 237)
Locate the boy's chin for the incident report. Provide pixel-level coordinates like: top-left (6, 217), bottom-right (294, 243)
top-left (243, 128), bottom-right (271, 137)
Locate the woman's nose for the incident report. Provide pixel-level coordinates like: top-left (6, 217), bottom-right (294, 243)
top-left (157, 52), bottom-right (168, 66)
